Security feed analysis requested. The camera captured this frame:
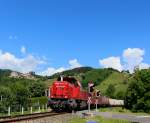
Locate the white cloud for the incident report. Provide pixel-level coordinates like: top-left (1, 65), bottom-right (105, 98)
top-left (39, 59), bottom-right (82, 76)
top-left (99, 48), bottom-right (149, 73)
top-left (123, 48), bottom-right (144, 65)
top-left (21, 46), bottom-right (26, 54)
top-left (139, 63), bottom-right (150, 70)
top-left (123, 48), bottom-right (145, 73)
top-left (69, 59), bottom-right (82, 69)
top-left (0, 50), bottom-right (45, 73)
top-left (99, 56), bottom-right (122, 71)
top-left (0, 50), bottom-right (3, 56)
top-left (123, 48), bottom-right (144, 57)
top-left (40, 67), bottom-right (66, 76)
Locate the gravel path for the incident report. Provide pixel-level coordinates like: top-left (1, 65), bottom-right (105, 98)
top-left (76, 111), bottom-right (150, 123)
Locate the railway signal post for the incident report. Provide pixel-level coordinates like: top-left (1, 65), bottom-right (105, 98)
top-left (87, 97), bottom-right (91, 113)
top-left (95, 99), bottom-right (98, 112)
top-left (95, 89), bottom-right (100, 112)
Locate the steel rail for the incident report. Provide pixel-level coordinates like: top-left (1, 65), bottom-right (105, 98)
top-left (0, 111), bottom-right (67, 123)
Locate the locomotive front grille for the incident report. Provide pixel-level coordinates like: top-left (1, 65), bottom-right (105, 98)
top-left (55, 85), bottom-right (67, 98)
top-left (51, 81), bottom-right (70, 99)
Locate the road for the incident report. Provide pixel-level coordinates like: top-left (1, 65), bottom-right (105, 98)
top-left (98, 112), bottom-right (150, 123)
top-left (76, 111), bottom-right (150, 123)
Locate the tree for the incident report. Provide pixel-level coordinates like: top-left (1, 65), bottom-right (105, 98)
top-left (125, 69), bottom-right (150, 113)
top-left (105, 84), bottom-right (116, 98)
top-left (115, 90), bottom-right (125, 99)
top-left (10, 83), bottom-right (30, 110)
top-left (28, 81), bottom-right (46, 97)
top-left (0, 86), bottom-right (14, 113)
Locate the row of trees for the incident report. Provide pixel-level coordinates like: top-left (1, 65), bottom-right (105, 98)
top-left (0, 77), bottom-right (46, 113)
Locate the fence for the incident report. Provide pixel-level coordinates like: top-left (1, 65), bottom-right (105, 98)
top-left (0, 103), bottom-right (49, 117)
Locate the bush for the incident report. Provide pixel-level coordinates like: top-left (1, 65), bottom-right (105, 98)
top-left (125, 69), bottom-right (150, 113)
top-left (105, 84), bottom-right (116, 98)
top-left (115, 90), bottom-right (125, 99)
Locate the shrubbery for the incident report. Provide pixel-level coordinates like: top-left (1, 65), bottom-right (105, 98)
top-left (125, 69), bottom-right (150, 113)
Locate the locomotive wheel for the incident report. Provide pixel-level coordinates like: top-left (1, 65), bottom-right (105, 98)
top-left (68, 99), bottom-right (77, 110)
top-left (79, 101), bottom-right (87, 110)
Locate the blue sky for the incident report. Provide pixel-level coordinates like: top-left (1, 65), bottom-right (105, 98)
top-left (0, 0), bottom-right (150, 75)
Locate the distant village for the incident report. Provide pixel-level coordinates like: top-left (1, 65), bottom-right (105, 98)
top-left (10, 71), bottom-right (35, 79)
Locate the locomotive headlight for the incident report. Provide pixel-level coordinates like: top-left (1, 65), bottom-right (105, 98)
top-left (64, 96), bottom-right (68, 98)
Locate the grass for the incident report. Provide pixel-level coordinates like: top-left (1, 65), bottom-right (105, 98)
top-left (99, 107), bottom-right (150, 115)
top-left (69, 116), bottom-right (131, 123)
top-left (99, 107), bottom-right (131, 113)
top-left (96, 72), bottom-right (129, 95)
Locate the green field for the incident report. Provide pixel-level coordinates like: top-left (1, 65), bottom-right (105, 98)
top-left (99, 107), bottom-right (130, 113)
top-left (99, 107), bottom-right (150, 115)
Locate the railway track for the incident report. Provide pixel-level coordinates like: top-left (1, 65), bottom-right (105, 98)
top-left (0, 111), bottom-right (67, 123)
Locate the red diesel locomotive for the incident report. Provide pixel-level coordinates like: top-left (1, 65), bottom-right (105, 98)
top-left (48, 76), bottom-right (124, 111)
top-left (48, 76), bottom-right (88, 111)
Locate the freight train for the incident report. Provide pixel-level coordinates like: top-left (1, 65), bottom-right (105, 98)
top-left (48, 76), bottom-right (124, 111)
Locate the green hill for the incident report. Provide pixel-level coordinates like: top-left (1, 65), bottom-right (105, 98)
top-left (96, 71), bottom-right (130, 99)
top-left (81, 68), bottom-right (118, 86)
top-left (49, 67), bottom-right (93, 79)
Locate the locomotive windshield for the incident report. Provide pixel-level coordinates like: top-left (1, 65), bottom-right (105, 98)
top-left (57, 76), bottom-right (78, 86)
